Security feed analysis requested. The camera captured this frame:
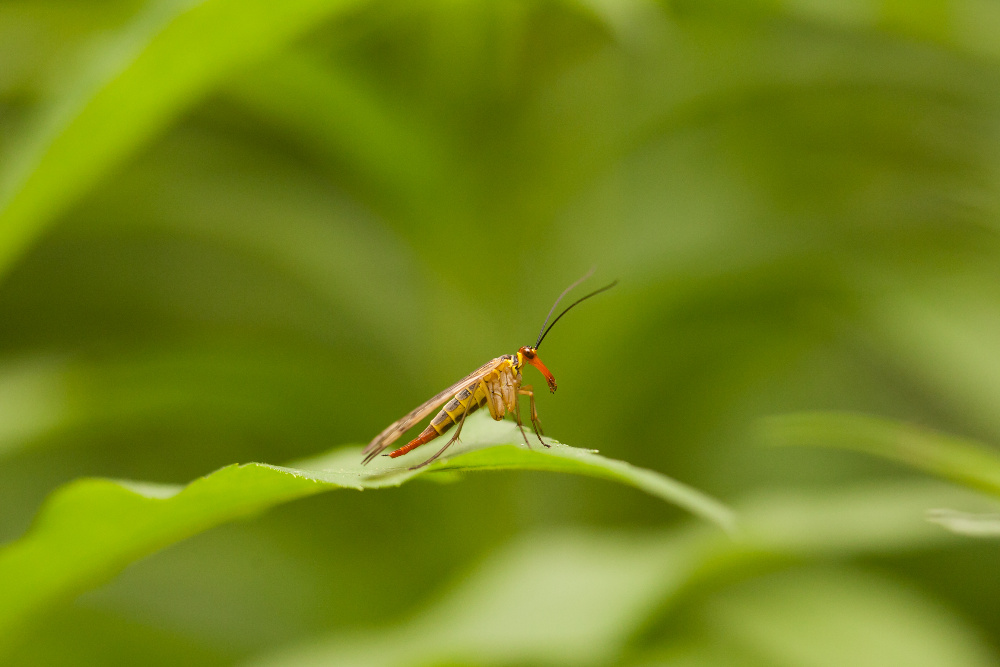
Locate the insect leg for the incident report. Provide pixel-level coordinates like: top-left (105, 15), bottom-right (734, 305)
top-left (409, 401), bottom-right (472, 470)
top-left (481, 378), bottom-right (506, 421)
top-left (518, 385), bottom-right (548, 448)
top-left (511, 387), bottom-right (538, 450)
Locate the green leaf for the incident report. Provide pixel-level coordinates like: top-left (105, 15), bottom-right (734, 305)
top-left (224, 51), bottom-right (457, 213)
top-left (418, 438), bottom-right (736, 532)
top-left (864, 288), bottom-right (1000, 441)
top-left (0, 0), bottom-right (361, 279)
top-left (732, 479), bottom-right (992, 556)
top-left (698, 567), bottom-right (998, 667)
top-left (0, 356), bottom-right (67, 458)
top-left (926, 509), bottom-right (1000, 538)
top-left (0, 414), bottom-right (732, 655)
top-left (761, 412), bottom-right (1000, 499)
top-left (250, 529), bottom-right (688, 667)
top-left (247, 480), bottom-right (992, 667)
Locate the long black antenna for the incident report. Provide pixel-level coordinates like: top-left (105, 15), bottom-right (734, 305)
top-left (533, 268), bottom-right (594, 348)
top-left (535, 279), bottom-right (618, 350)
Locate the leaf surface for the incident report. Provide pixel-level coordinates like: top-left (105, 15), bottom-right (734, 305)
top-left (0, 415), bottom-right (732, 654)
top-left (247, 479), bottom-right (995, 667)
top-left (763, 412), bottom-right (1000, 499)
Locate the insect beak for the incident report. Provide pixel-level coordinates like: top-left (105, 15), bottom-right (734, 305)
top-left (525, 354), bottom-right (558, 393)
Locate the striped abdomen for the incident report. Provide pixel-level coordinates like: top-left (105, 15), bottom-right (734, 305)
top-left (388, 382), bottom-right (488, 458)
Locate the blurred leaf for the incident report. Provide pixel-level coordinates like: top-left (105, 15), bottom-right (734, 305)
top-left (630, 643), bottom-right (771, 667)
top-left (732, 479), bottom-right (994, 556)
top-left (926, 508), bottom-right (1000, 538)
top-left (697, 566), bottom-right (998, 667)
top-left (763, 412), bottom-right (1000, 498)
top-left (633, 480), bottom-right (999, 648)
top-left (248, 480), bottom-right (992, 667)
top-left (864, 286), bottom-right (1000, 440)
top-left (77, 125), bottom-right (433, 359)
top-left (782, 0), bottom-right (1000, 63)
top-left (238, 549), bottom-right (768, 667)
top-left (0, 344), bottom-right (378, 467)
top-left (636, 562), bottom-right (1000, 667)
top-left (0, 0), bottom-right (362, 279)
top-left (0, 413), bottom-right (732, 656)
top-left (225, 50), bottom-right (458, 217)
top-left (0, 355), bottom-right (66, 458)
top-left (3, 604), bottom-right (227, 667)
top-left (248, 529), bottom-right (687, 667)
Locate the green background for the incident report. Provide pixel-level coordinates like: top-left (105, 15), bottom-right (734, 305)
top-left (4, 0), bottom-right (1000, 665)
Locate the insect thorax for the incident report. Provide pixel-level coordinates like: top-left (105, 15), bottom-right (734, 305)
top-left (482, 357), bottom-right (520, 419)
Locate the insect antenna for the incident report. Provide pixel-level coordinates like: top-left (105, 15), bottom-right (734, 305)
top-left (534, 268), bottom-right (595, 347)
top-left (535, 278), bottom-right (618, 350)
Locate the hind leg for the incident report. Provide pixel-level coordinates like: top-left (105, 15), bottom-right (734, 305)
top-left (409, 405), bottom-right (471, 470)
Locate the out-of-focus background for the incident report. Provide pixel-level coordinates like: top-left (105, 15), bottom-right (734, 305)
top-left (4, 0), bottom-right (1000, 665)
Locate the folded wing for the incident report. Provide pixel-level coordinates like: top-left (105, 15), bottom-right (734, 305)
top-left (361, 358), bottom-right (504, 464)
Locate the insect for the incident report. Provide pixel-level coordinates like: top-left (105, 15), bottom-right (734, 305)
top-left (361, 274), bottom-right (617, 470)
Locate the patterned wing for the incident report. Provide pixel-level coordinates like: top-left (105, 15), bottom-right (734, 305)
top-left (361, 358), bottom-right (503, 464)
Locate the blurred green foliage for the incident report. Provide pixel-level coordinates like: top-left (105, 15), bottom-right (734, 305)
top-left (4, 0), bottom-right (1000, 664)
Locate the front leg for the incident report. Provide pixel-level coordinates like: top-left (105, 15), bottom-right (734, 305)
top-left (517, 385), bottom-right (548, 449)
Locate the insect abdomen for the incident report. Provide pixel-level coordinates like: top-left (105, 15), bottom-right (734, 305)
top-left (388, 383), bottom-right (487, 458)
